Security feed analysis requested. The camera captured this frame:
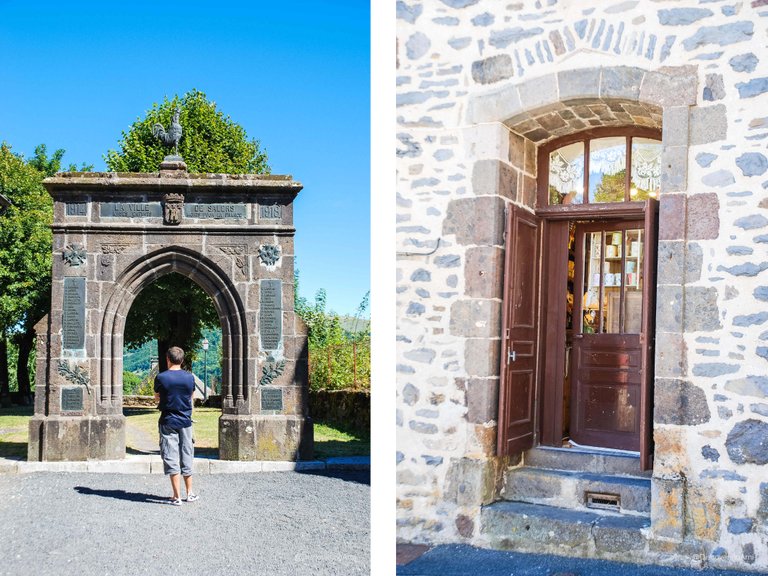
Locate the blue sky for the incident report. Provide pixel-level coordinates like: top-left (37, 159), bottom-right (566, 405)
top-left (0, 0), bottom-right (370, 316)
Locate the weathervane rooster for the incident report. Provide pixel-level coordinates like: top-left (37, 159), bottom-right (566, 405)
top-left (153, 107), bottom-right (183, 156)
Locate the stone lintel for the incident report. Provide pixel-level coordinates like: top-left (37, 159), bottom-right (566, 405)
top-left (44, 172), bottom-right (302, 197)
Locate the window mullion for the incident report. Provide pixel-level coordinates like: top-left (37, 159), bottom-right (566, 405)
top-left (625, 136), bottom-right (632, 202)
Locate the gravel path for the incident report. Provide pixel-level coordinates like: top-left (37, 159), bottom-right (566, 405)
top-left (0, 470), bottom-right (369, 576)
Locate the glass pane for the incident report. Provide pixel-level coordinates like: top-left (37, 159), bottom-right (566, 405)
top-left (624, 229), bottom-right (644, 333)
top-left (549, 142), bottom-right (584, 205)
top-left (582, 231), bottom-right (602, 333)
top-left (589, 137), bottom-right (626, 203)
top-left (602, 230), bottom-right (623, 334)
top-left (630, 138), bottom-right (661, 200)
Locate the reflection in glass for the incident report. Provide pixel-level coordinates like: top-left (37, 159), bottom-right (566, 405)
top-left (623, 229), bottom-right (644, 333)
top-left (589, 137), bottom-right (627, 203)
top-left (602, 230), bottom-right (622, 334)
top-left (582, 232), bottom-right (600, 333)
top-left (630, 138), bottom-right (661, 200)
top-left (581, 228), bottom-right (645, 334)
top-left (549, 142), bottom-right (584, 205)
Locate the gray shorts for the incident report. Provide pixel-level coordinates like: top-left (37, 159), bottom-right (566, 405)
top-left (158, 424), bottom-right (194, 476)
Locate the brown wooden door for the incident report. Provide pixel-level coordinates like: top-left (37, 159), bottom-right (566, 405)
top-left (497, 205), bottom-right (541, 457)
top-left (571, 220), bottom-right (649, 451)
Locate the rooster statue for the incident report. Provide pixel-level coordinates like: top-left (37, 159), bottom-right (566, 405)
top-left (153, 107), bottom-right (183, 157)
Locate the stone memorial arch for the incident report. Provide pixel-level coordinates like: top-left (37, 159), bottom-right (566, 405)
top-left (28, 159), bottom-right (312, 462)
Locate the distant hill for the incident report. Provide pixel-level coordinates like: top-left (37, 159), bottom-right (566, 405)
top-left (123, 328), bottom-right (222, 385)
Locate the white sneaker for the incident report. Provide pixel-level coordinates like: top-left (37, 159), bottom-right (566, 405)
top-left (185, 493), bottom-right (199, 502)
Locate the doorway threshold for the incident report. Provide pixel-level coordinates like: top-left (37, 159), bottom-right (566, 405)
top-left (564, 439), bottom-right (640, 457)
top-left (524, 446), bottom-right (648, 476)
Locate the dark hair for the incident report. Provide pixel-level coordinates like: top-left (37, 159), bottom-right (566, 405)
top-left (166, 346), bottom-right (185, 366)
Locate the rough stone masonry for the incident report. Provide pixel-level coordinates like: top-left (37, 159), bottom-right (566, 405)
top-left (396, 0), bottom-right (768, 571)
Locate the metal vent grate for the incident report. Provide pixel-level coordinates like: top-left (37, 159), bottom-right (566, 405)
top-left (585, 492), bottom-right (620, 511)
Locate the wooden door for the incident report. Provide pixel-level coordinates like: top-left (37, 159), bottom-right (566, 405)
top-left (571, 221), bottom-right (647, 451)
top-left (497, 205), bottom-right (541, 457)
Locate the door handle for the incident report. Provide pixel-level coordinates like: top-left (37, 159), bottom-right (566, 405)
top-left (573, 334), bottom-right (584, 340)
top-left (508, 349), bottom-right (516, 363)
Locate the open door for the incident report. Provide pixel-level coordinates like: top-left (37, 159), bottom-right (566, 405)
top-left (497, 205), bottom-right (541, 457)
top-left (568, 200), bottom-right (658, 466)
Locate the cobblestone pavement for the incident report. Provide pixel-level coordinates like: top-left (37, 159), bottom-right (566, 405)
top-left (396, 544), bottom-right (767, 576)
top-left (0, 470), bottom-right (369, 576)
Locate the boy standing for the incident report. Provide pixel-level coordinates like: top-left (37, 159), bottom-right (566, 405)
top-left (154, 346), bottom-right (198, 505)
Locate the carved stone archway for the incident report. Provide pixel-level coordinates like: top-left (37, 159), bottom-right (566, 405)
top-left (460, 64), bottom-right (699, 548)
top-left (28, 164), bottom-right (312, 462)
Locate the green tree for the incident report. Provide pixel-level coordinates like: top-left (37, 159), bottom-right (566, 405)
top-left (122, 371), bottom-right (142, 395)
top-left (294, 276), bottom-right (371, 391)
top-left (107, 90), bottom-right (270, 369)
top-left (124, 274), bottom-right (219, 372)
top-left (0, 144), bottom-right (54, 404)
top-left (105, 89), bottom-right (269, 174)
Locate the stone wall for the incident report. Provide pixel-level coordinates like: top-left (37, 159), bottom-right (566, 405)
top-left (396, 0), bottom-right (768, 570)
top-left (309, 390), bottom-right (370, 436)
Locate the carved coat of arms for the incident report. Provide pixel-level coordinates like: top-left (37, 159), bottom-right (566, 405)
top-left (163, 193), bottom-right (184, 225)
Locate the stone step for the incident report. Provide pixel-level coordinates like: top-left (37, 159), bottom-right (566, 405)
top-left (524, 446), bottom-right (651, 476)
top-left (480, 500), bottom-right (651, 563)
top-left (501, 466), bottom-right (651, 514)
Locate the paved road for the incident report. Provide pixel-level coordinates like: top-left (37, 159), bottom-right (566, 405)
top-left (0, 470), bottom-right (369, 576)
top-left (397, 544), bottom-right (767, 576)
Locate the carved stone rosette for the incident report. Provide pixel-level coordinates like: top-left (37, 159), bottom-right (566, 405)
top-left (258, 244), bottom-right (281, 266)
top-left (163, 193), bottom-right (184, 225)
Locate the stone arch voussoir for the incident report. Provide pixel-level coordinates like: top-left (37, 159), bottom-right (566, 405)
top-left (99, 245), bottom-right (249, 408)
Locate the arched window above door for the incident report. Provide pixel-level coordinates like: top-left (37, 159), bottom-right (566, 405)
top-left (537, 127), bottom-right (662, 208)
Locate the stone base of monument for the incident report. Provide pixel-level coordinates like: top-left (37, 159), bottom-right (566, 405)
top-left (219, 414), bottom-right (314, 461)
top-left (27, 415), bottom-right (125, 461)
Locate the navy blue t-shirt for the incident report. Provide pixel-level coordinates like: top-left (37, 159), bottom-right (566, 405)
top-left (154, 369), bottom-right (195, 429)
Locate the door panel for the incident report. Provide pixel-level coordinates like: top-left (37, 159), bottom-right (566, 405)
top-left (497, 206), bottom-right (541, 457)
top-left (571, 222), bottom-right (645, 451)
top-left (572, 333), bottom-right (641, 449)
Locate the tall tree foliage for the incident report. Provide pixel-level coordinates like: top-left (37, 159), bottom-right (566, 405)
top-left (107, 90), bottom-right (271, 368)
top-left (105, 89), bottom-right (269, 174)
top-left (124, 274), bottom-right (219, 372)
top-left (0, 144), bottom-right (56, 404)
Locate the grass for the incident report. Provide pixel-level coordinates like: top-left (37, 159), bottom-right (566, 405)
top-left (0, 405), bottom-right (33, 458)
top-left (0, 404), bottom-right (369, 460)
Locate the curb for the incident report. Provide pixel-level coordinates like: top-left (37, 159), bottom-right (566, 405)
top-left (0, 455), bottom-right (370, 475)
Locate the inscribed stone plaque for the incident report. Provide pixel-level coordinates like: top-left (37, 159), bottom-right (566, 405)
top-left (259, 280), bottom-right (282, 350)
top-left (261, 388), bottom-right (283, 411)
top-left (184, 204), bottom-right (247, 219)
top-left (66, 202), bottom-right (87, 216)
top-left (100, 202), bottom-right (162, 218)
top-left (62, 277), bottom-right (86, 350)
top-left (61, 387), bottom-right (84, 412)
top-left (260, 204), bottom-right (282, 219)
